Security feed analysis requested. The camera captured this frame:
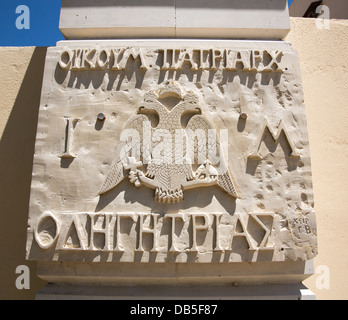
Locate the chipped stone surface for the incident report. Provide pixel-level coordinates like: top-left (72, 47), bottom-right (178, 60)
top-left (26, 40), bottom-right (317, 264)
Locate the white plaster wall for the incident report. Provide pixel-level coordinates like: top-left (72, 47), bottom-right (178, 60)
top-left (286, 17), bottom-right (348, 300)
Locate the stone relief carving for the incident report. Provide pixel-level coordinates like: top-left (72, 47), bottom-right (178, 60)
top-left (59, 117), bottom-right (80, 159)
top-left (248, 119), bottom-right (300, 160)
top-left (57, 48), bottom-right (283, 72)
top-left (32, 211), bottom-right (277, 262)
top-left (26, 44), bottom-right (318, 263)
top-left (99, 81), bottom-right (238, 203)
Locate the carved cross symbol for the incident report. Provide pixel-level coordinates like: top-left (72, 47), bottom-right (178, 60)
top-left (123, 157), bottom-right (143, 172)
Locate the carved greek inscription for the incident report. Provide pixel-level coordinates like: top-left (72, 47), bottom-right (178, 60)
top-left (137, 213), bottom-right (160, 252)
top-left (60, 117), bottom-right (79, 159)
top-left (34, 212), bottom-right (60, 249)
top-left (57, 48), bottom-right (284, 72)
top-left (159, 49), bottom-right (283, 72)
top-left (191, 214), bottom-right (209, 252)
top-left (290, 214), bottom-right (314, 242)
top-left (165, 214), bottom-right (185, 252)
top-left (114, 214), bottom-right (137, 252)
top-left (63, 214), bottom-right (88, 250)
top-left (248, 119), bottom-right (300, 160)
top-left (58, 48), bottom-right (148, 71)
top-left (34, 212), bottom-right (275, 255)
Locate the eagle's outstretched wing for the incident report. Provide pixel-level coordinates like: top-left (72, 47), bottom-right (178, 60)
top-left (186, 115), bottom-right (238, 198)
top-left (99, 114), bottom-right (150, 195)
top-left (99, 140), bottom-right (126, 195)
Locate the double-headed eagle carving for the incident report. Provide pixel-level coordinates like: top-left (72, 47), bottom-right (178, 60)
top-left (99, 82), bottom-right (238, 203)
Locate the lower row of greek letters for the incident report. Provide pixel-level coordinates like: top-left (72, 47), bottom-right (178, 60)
top-left (34, 212), bottom-right (275, 253)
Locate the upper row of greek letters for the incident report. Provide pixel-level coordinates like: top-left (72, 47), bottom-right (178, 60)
top-left (58, 48), bottom-right (284, 72)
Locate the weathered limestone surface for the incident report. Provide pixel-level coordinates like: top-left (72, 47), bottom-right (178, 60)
top-left (26, 40), bottom-right (317, 271)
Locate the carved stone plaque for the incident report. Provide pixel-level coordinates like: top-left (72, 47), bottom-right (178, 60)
top-left (26, 40), bottom-right (317, 264)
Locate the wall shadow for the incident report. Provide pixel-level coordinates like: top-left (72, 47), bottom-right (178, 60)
top-left (0, 47), bottom-right (48, 299)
